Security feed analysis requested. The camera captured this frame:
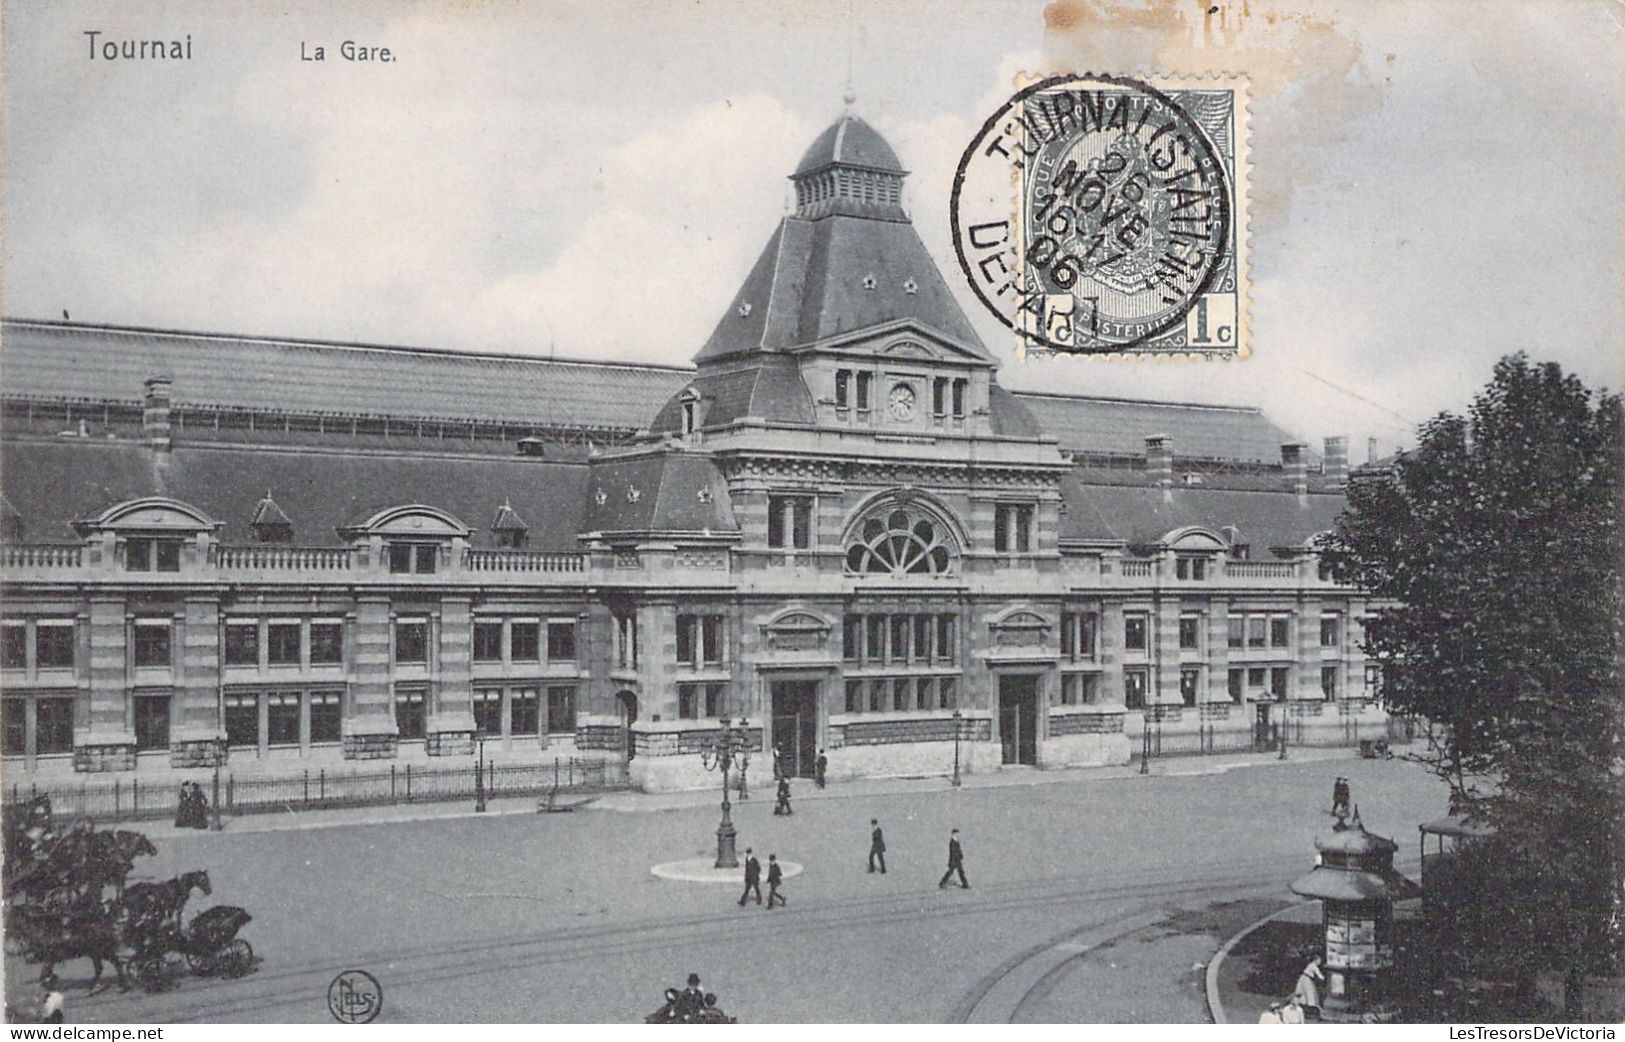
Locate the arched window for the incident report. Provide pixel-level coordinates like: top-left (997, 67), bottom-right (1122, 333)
top-left (844, 506), bottom-right (955, 576)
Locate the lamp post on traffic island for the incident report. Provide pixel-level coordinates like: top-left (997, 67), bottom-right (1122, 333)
top-left (700, 718), bottom-right (751, 869)
top-left (951, 709), bottom-right (963, 787)
top-left (1290, 808), bottom-right (1421, 1022)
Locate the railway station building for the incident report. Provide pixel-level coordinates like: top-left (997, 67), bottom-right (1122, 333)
top-left (0, 113), bottom-right (1386, 791)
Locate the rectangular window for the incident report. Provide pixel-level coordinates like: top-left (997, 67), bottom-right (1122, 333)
top-left (546, 685), bottom-right (576, 734)
top-left (1247, 667), bottom-right (1267, 690)
top-left (395, 688), bottom-right (426, 740)
top-left (940, 675), bottom-right (958, 709)
top-left (703, 682), bottom-right (725, 719)
top-left (869, 682), bottom-right (885, 713)
top-left (916, 677), bottom-right (934, 711)
top-left (1124, 614), bottom-right (1148, 652)
top-left (893, 677), bottom-right (910, 712)
top-left (701, 617), bottom-right (723, 666)
top-left (133, 622), bottom-right (171, 668)
top-left (867, 616), bottom-right (886, 662)
top-left (510, 621), bottom-right (540, 662)
top-left (156, 540), bottom-right (181, 572)
top-left (388, 543), bottom-right (413, 574)
top-left (224, 693), bottom-right (259, 748)
top-left (669, 614), bottom-right (689, 670)
top-left (1320, 615), bottom-right (1340, 648)
top-left (994, 503), bottom-right (1034, 553)
top-left (855, 371), bottom-right (872, 413)
top-left (1228, 668), bottom-right (1244, 703)
top-left (225, 622), bottom-right (259, 667)
top-left (1, 624), bottom-right (26, 670)
top-left (890, 616), bottom-right (910, 661)
top-left (835, 369), bottom-right (851, 409)
top-left (547, 620), bottom-right (576, 663)
top-left (932, 377), bottom-right (948, 417)
top-left (126, 538), bottom-right (151, 572)
top-left (415, 544), bottom-right (437, 573)
top-left (267, 691), bottom-right (301, 745)
top-left (3, 698), bottom-right (25, 755)
top-left (310, 621), bottom-right (343, 665)
top-left (1270, 617), bottom-right (1290, 648)
top-left (34, 698), bottom-right (72, 754)
top-left (1178, 614), bottom-right (1200, 651)
top-left (951, 378), bottom-right (967, 418)
top-left (843, 615), bottom-right (862, 661)
top-left (473, 689), bottom-right (503, 735)
top-left (1321, 666), bottom-right (1338, 701)
top-left (1270, 667), bottom-right (1290, 699)
top-left (388, 543), bottom-right (438, 574)
top-left (913, 615), bottom-right (933, 661)
top-left (267, 622), bottom-right (301, 666)
top-left (937, 614), bottom-right (956, 660)
top-left (1123, 669), bottom-right (1148, 710)
top-left (133, 695), bottom-right (170, 752)
top-left (1180, 668), bottom-right (1201, 707)
top-left (309, 691), bottom-right (342, 743)
top-left (1364, 664), bottom-right (1382, 696)
top-left (511, 688), bottom-right (540, 736)
top-left (126, 538), bottom-right (182, 572)
top-left (1228, 616), bottom-right (1245, 649)
top-left (395, 620), bottom-right (428, 665)
top-left (1247, 616), bottom-right (1268, 649)
top-left (678, 682), bottom-right (699, 720)
top-left (35, 623), bottom-right (73, 670)
top-left (474, 621), bottom-right (504, 662)
top-left (767, 496), bottom-right (813, 550)
top-left (845, 679), bottom-right (864, 714)
top-left (616, 614), bottom-right (638, 668)
top-left (1061, 613), bottom-right (1076, 657)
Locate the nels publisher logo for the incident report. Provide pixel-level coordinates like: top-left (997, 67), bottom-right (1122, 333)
top-left (328, 969), bottom-right (383, 1024)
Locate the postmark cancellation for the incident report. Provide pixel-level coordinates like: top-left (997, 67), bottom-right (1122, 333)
top-left (951, 73), bottom-right (1250, 359)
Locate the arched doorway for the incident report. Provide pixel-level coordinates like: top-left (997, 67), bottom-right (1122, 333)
top-left (616, 691), bottom-right (639, 760)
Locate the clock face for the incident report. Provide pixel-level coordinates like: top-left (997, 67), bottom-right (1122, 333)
top-left (888, 383), bottom-right (916, 420)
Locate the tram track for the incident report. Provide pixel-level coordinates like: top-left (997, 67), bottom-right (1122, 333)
top-left (68, 850), bottom-right (1316, 1023)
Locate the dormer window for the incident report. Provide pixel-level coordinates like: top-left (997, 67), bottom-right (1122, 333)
top-left (127, 537), bottom-right (182, 572)
top-left (250, 492), bottom-right (294, 544)
top-left (490, 499), bottom-right (529, 550)
top-left (1175, 555), bottom-right (1208, 580)
top-left (388, 543), bottom-right (438, 574)
top-left (678, 387), bottom-right (702, 436)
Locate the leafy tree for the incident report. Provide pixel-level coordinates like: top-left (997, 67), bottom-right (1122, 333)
top-left (1320, 354), bottom-right (1623, 1011)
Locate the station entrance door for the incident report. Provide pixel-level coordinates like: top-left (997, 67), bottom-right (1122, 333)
top-left (998, 675), bottom-right (1039, 766)
top-left (770, 680), bottom-right (819, 778)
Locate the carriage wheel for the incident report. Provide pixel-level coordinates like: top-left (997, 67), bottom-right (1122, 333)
top-left (134, 952), bottom-right (183, 993)
top-left (219, 939), bottom-right (253, 978)
top-left (185, 949), bottom-right (216, 975)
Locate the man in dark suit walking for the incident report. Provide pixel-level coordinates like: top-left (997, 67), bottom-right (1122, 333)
top-left (737, 848), bottom-right (762, 906)
top-left (868, 819), bottom-right (887, 873)
top-left (938, 828), bottom-right (969, 889)
top-left (766, 854), bottom-right (786, 908)
top-left (815, 749), bottom-right (828, 788)
top-left (774, 777), bottom-right (792, 815)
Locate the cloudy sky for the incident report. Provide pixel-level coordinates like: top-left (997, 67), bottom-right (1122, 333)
top-left (4, 0), bottom-right (1621, 458)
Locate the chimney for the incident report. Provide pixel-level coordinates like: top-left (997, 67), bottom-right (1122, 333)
top-left (1367, 437), bottom-right (1378, 465)
top-left (1323, 436), bottom-right (1348, 489)
top-left (1145, 434), bottom-right (1173, 500)
top-left (1282, 442), bottom-right (1308, 504)
top-left (143, 376), bottom-right (172, 452)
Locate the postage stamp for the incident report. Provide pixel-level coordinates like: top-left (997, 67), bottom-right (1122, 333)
top-left (951, 73), bottom-right (1250, 358)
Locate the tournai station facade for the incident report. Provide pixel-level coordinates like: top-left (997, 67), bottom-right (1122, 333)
top-left (0, 114), bottom-right (1386, 791)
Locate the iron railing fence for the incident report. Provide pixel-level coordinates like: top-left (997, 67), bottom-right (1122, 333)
top-left (3, 758), bottom-right (624, 826)
top-left (1133, 712), bottom-right (1417, 764)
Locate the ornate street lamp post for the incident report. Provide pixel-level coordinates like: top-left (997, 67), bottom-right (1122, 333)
top-left (701, 718), bottom-right (751, 869)
top-left (475, 734), bottom-right (488, 813)
top-left (951, 709), bottom-right (963, 787)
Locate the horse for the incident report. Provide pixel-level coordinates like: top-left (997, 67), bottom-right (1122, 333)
top-left (10, 897), bottom-right (129, 993)
top-left (69, 831), bottom-right (157, 900)
top-left (121, 869), bottom-right (210, 932)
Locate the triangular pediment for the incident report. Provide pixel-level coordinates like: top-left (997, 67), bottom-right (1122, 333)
top-left (792, 319), bottom-right (994, 367)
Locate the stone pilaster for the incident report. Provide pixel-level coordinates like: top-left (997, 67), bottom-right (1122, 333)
top-left (1206, 599), bottom-right (1231, 704)
top-left (77, 598), bottom-right (134, 770)
top-left (1098, 600), bottom-right (1125, 705)
top-left (343, 597), bottom-right (398, 759)
top-left (428, 597), bottom-right (473, 755)
top-left (1153, 596), bottom-right (1181, 706)
top-left (1296, 596), bottom-right (1321, 701)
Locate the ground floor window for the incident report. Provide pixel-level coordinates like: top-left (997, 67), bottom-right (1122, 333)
top-left (1055, 673), bottom-right (1098, 706)
top-left (395, 687), bottom-right (426, 740)
top-left (1180, 668), bottom-right (1201, 707)
top-left (546, 686), bottom-right (574, 734)
top-left (267, 691), bottom-right (301, 745)
top-left (134, 694), bottom-right (170, 751)
top-left (1123, 668), bottom-right (1148, 709)
top-left (1270, 667), bottom-right (1290, 699)
top-left (224, 693), bottom-right (259, 748)
top-left (0, 698), bottom-right (67, 755)
top-left (310, 691), bottom-right (342, 743)
top-left (841, 675), bottom-right (955, 713)
top-left (2, 698), bottom-right (25, 754)
top-left (513, 688), bottom-right (540, 736)
top-left (1321, 665), bottom-right (1339, 700)
top-left (677, 682), bottom-right (725, 720)
top-left (473, 688), bottom-right (503, 735)
top-left (1228, 668), bottom-right (1244, 703)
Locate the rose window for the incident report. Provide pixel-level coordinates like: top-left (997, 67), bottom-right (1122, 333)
top-left (845, 507), bottom-right (955, 576)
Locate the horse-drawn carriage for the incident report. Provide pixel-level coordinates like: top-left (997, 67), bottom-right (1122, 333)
top-left (3, 795), bottom-right (255, 993)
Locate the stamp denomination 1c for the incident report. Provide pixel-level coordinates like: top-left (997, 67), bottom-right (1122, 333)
top-left (951, 73), bottom-right (1249, 357)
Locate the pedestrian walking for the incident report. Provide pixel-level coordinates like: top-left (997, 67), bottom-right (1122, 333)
top-left (1332, 777), bottom-right (1351, 818)
top-left (868, 819), bottom-right (887, 874)
top-left (774, 777), bottom-right (792, 815)
top-left (766, 854), bottom-right (786, 908)
top-left (1294, 955), bottom-right (1325, 1018)
top-left (815, 749), bottom-right (828, 789)
top-left (737, 848), bottom-right (762, 906)
top-left (937, 828), bottom-right (969, 889)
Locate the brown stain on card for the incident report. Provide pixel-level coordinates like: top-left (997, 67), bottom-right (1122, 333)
top-left (1039, 0), bottom-right (1383, 236)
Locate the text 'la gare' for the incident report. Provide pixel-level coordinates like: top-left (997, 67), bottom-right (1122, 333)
top-left (301, 41), bottom-right (395, 63)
